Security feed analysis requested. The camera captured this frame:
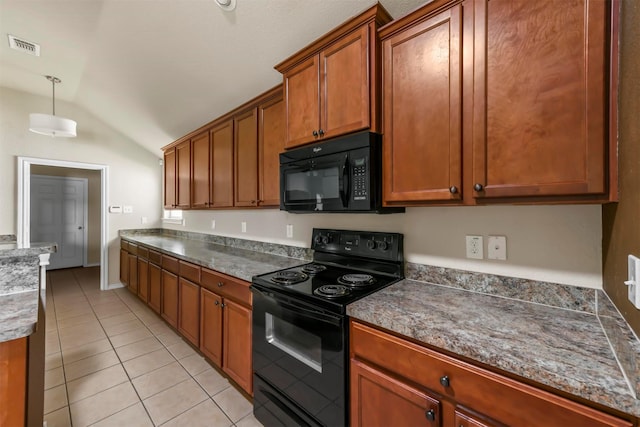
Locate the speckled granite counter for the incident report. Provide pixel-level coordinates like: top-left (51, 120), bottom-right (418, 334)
top-left (0, 242), bottom-right (54, 342)
top-left (120, 232), bottom-right (308, 282)
top-left (347, 279), bottom-right (640, 418)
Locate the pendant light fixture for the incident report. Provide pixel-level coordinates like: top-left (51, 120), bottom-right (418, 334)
top-left (29, 75), bottom-right (77, 138)
top-left (215, 0), bottom-right (236, 12)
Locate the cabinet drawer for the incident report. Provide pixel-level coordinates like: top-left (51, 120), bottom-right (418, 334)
top-left (350, 321), bottom-right (632, 427)
top-left (201, 268), bottom-right (251, 306)
top-left (120, 240), bottom-right (129, 251)
top-left (137, 246), bottom-right (149, 260)
top-left (179, 260), bottom-right (201, 284)
top-left (149, 249), bottom-right (162, 265)
top-left (128, 243), bottom-right (138, 256)
top-left (162, 255), bottom-right (179, 274)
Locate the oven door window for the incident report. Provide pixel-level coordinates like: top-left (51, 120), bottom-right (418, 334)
top-left (266, 313), bottom-right (322, 373)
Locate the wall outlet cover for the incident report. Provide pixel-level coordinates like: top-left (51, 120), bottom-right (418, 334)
top-left (241, 221), bottom-right (247, 233)
top-left (488, 236), bottom-right (507, 260)
top-left (466, 235), bottom-right (483, 259)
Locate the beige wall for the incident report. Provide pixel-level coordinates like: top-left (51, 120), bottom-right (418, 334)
top-left (31, 166), bottom-right (102, 265)
top-left (603, 1), bottom-right (640, 335)
top-left (0, 86), bottom-right (163, 285)
top-left (168, 203), bottom-right (603, 288)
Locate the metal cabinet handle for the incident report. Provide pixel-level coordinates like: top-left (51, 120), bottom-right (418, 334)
top-left (215, 300), bottom-right (219, 305)
top-left (425, 409), bottom-right (436, 422)
top-left (312, 130), bottom-right (319, 137)
top-left (440, 375), bottom-right (450, 387)
top-left (449, 186), bottom-right (458, 194)
top-left (318, 129), bottom-right (324, 136)
top-left (221, 303), bottom-right (226, 308)
top-left (218, 282), bottom-right (224, 287)
top-left (474, 183), bottom-right (484, 192)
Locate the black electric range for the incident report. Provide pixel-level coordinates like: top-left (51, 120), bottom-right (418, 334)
top-left (251, 228), bottom-right (404, 427)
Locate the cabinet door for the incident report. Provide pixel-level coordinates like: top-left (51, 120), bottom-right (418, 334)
top-left (284, 55), bottom-right (320, 148)
top-left (148, 263), bottom-right (162, 314)
top-left (128, 254), bottom-right (138, 294)
top-left (350, 359), bottom-right (441, 427)
top-left (161, 270), bottom-right (178, 328)
top-left (234, 108), bottom-right (259, 207)
top-left (258, 94), bottom-right (285, 207)
top-left (176, 140), bottom-right (191, 208)
top-left (321, 25), bottom-right (370, 140)
top-left (191, 131), bottom-right (211, 208)
top-left (164, 148), bottom-right (177, 209)
top-left (137, 258), bottom-right (149, 303)
top-left (223, 299), bottom-right (252, 394)
top-left (472, 0), bottom-right (608, 199)
top-left (200, 288), bottom-right (223, 368)
top-left (119, 249), bottom-right (129, 285)
top-left (178, 278), bottom-right (200, 346)
top-left (455, 409), bottom-right (502, 427)
top-left (382, 6), bottom-right (462, 203)
top-left (210, 120), bottom-right (234, 208)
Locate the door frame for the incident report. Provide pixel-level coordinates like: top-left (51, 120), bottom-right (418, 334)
top-left (31, 174), bottom-right (89, 269)
top-left (17, 157), bottom-right (109, 291)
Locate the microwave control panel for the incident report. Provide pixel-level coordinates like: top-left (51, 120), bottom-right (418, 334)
top-left (352, 157), bottom-right (368, 201)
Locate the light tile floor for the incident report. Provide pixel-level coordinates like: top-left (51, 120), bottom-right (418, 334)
top-left (43, 267), bottom-right (263, 427)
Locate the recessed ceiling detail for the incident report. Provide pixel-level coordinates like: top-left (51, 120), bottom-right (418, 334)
top-left (8, 34), bottom-right (40, 56)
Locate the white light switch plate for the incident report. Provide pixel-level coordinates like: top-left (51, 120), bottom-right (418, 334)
top-left (627, 255), bottom-right (640, 309)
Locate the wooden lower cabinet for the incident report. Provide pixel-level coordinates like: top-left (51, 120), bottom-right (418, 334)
top-left (178, 278), bottom-right (200, 346)
top-left (200, 287), bottom-right (252, 395)
top-left (137, 258), bottom-right (149, 303)
top-left (350, 321), bottom-right (633, 427)
top-left (161, 270), bottom-right (178, 328)
top-left (120, 249), bottom-right (129, 285)
top-left (128, 254), bottom-right (138, 294)
top-left (148, 263), bottom-right (162, 314)
top-left (222, 299), bottom-right (252, 393)
top-left (0, 337), bottom-right (27, 427)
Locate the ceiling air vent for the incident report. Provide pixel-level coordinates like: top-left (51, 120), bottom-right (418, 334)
top-left (8, 35), bottom-right (40, 56)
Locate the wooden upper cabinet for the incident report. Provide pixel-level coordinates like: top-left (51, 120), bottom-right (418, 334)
top-left (258, 93), bottom-right (285, 207)
top-left (176, 140), bottom-right (191, 208)
top-left (191, 131), bottom-right (211, 208)
top-left (284, 56), bottom-right (321, 148)
top-left (471, 0), bottom-right (609, 199)
top-left (234, 108), bottom-right (259, 207)
top-left (163, 148), bottom-right (177, 209)
top-left (275, 4), bottom-right (392, 149)
top-left (321, 25), bottom-right (371, 141)
top-left (210, 120), bottom-right (234, 208)
top-left (381, 5), bottom-right (463, 204)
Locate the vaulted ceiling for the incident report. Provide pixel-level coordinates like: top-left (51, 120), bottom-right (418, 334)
top-left (0, 0), bottom-right (427, 156)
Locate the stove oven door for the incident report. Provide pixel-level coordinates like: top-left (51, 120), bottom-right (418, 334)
top-left (252, 285), bottom-right (346, 427)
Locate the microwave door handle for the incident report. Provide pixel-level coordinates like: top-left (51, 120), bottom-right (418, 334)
top-left (340, 156), bottom-right (350, 207)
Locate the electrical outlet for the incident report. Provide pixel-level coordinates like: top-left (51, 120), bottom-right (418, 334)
top-left (141, 217), bottom-right (148, 224)
top-left (241, 221), bottom-right (247, 233)
top-left (466, 235), bottom-right (483, 259)
top-left (211, 220), bottom-right (216, 230)
top-left (123, 205), bottom-right (133, 214)
top-left (286, 224), bottom-right (293, 238)
top-left (626, 255), bottom-right (640, 309)
top-left (487, 236), bottom-right (507, 260)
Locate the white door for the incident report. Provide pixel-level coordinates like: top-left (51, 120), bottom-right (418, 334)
top-left (30, 175), bottom-right (87, 270)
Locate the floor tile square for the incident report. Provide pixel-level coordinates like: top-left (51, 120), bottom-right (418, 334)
top-left (109, 327), bottom-right (153, 347)
top-left (69, 382), bottom-right (139, 427)
top-left (179, 353), bottom-right (212, 376)
top-left (62, 338), bottom-right (113, 364)
top-left (56, 313), bottom-right (99, 330)
top-left (166, 340), bottom-right (197, 359)
top-left (115, 337), bottom-right (163, 362)
top-left (64, 349), bottom-right (120, 381)
top-left (236, 413), bottom-right (264, 427)
top-left (102, 318), bottom-right (144, 337)
top-left (142, 378), bottom-right (208, 426)
top-left (43, 405), bottom-right (71, 427)
top-left (67, 364), bottom-right (129, 403)
top-left (156, 331), bottom-right (183, 347)
top-left (161, 399), bottom-right (232, 427)
top-left (213, 386), bottom-right (253, 422)
top-left (89, 402), bottom-right (153, 427)
top-left (44, 384), bottom-right (68, 415)
top-left (194, 368), bottom-right (231, 397)
top-left (132, 361), bottom-right (190, 399)
top-left (45, 352), bottom-right (63, 371)
top-left (44, 366), bottom-right (65, 390)
top-left (123, 348), bottom-right (175, 379)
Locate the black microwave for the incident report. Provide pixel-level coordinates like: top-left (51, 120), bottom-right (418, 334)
top-left (279, 132), bottom-right (404, 213)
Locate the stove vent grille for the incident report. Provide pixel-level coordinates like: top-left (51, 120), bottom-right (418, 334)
top-left (8, 35), bottom-right (40, 56)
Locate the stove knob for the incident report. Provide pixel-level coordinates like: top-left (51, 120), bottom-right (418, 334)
top-left (321, 235), bottom-right (330, 245)
top-left (314, 235), bottom-right (324, 245)
top-left (378, 241), bottom-right (389, 251)
top-left (366, 239), bottom-right (376, 250)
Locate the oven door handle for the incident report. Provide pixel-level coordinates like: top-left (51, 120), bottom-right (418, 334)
top-left (340, 154), bottom-right (350, 208)
top-left (252, 286), bottom-right (343, 326)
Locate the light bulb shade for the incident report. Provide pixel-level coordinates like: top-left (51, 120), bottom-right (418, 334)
top-left (29, 113), bottom-right (77, 138)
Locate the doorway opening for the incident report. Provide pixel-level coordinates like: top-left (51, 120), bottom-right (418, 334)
top-left (18, 157), bottom-right (109, 290)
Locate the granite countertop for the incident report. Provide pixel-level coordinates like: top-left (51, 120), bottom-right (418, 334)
top-left (347, 279), bottom-right (640, 418)
top-left (121, 234), bottom-right (305, 282)
top-left (0, 291), bottom-right (40, 342)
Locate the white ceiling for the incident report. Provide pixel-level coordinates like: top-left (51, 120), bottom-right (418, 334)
top-left (0, 0), bottom-right (427, 156)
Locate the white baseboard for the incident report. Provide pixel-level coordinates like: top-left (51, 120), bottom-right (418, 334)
top-left (84, 262), bottom-right (101, 267)
top-left (107, 282), bottom-right (126, 290)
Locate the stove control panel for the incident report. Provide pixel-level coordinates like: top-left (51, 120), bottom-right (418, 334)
top-left (311, 228), bottom-right (404, 262)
